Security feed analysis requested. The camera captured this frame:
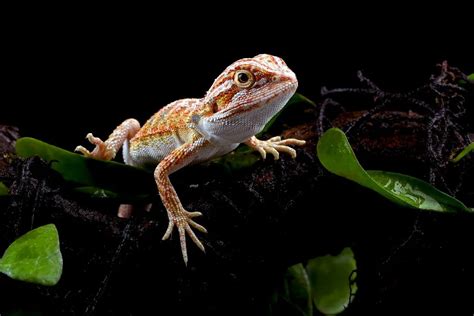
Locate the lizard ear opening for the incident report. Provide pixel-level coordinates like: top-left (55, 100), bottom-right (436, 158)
top-left (212, 101), bottom-right (219, 113)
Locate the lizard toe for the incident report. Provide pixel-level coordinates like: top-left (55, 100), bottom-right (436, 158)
top-left (164, 209), bottom-right (207, 264)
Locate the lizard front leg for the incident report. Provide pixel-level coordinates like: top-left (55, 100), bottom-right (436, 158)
top-left (75, 118), bottom-right (140, 160)
top-left (75, 119), bottom-right (142, 218)
top-left (155, 138), bottom-right (209, 265)
top-left (245, 135), bottom-right (306, 160)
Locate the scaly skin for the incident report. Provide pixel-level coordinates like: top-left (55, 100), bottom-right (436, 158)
top-left (75, 54), bottom-right (306, 264)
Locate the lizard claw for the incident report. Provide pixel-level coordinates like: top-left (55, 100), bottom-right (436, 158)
top-left (247, 136), bottom-right (306, 160)
top-left (162, 209), bottom-right (207, 265)
top-left (74, 145), bottom-right (92, 156)
top-left (74, 133), bottom-right (115, 160)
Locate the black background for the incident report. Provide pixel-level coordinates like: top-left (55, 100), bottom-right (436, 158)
top-left (3, 11), bottom-right (471, 148)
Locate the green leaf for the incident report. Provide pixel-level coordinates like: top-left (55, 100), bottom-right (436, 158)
top-left (367, 170), bottom-right (471, 211)
top-left (281, 263), bottom-right (313, 316)
top-left (306, 247), bottom-right (357, 315)
top-left (459, 73), bottom-right (474, 85)
top-left (0, 224), bottom-right (63, 286)
top-left (16, 137), bottom-right (156, 201)
top-left (209, 145), bottom-right (260, 172)
top-left (0, 181), bottom-right (8, 196)
top-left (451, 143), bottom-right (474, 163)
top-left (317, 128), bottom-right (471, 213)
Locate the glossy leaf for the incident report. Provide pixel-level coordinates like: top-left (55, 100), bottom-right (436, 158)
top-left (16, 137), bottom-right (156, 200)
top-left (317, 128), bottom-right (471, 213)
top-left (0, 181), bottom-right (8, 196)
top-left (367, 170), bottom-right (471, 211)
top-left (451, 143), bottom-right (474, 163)
top-left (0, 224), bottom-right (63, 286)
top-left (468, 73), bottom-right (474, 82)
top-left (281, 263), bottom-right (313, 316)
top-left (306, 247), bottom-right (357, 315)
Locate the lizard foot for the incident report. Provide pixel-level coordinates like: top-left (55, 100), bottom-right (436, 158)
top-left (162, 209), bottom-right (207, 265)
top-left (74, 133), bottom-right (115, 160)
top-left (247, 136), bottom-right (306, 160)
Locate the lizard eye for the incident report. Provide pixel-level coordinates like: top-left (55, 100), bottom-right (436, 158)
top-left (234, 70), bottom-right (255, 88)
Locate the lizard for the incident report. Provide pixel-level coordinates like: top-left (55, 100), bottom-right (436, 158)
top-left (75, 54), bottom-right (306, 264)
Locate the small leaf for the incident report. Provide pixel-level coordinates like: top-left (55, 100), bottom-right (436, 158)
top-left (0, 181), bottom-right (8, 196)
top-left (0, 224), bottom-right (63, 286)
top-left (16, 137), bottom-right (156, 201)
top-left (459, 73), bottom-right (474, 85)
top-left (281, 263), bottom-right (313, 316)
top-left (306, 247), bottom-right (357, 315)
top-left (451, 143), bottom-right (474, 163)
top-left (209, 145), bottom-right (260, 172)
top-left (317, 128), bottom-right (471, 213)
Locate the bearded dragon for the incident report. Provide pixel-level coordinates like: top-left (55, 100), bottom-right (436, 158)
top-left (75, 54), bottom-right (305, 264)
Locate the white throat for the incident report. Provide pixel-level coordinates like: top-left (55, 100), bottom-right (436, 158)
top-left (193, 91), bottom-right (295, 145)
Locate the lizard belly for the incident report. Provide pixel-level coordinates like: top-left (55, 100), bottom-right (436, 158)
top-left (192, 142), bottom-right (240, 164)
top-left (125, 134), bottom-right (239, 169)
top-left (126, 134), bottom-right (180, 168)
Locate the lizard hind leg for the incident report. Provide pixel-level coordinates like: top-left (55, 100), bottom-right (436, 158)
top-left (75, 118), bottom-right (141, 161)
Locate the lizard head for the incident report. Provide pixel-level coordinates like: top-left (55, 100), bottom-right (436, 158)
top-left (198, 54), bottom-right (298, 144)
